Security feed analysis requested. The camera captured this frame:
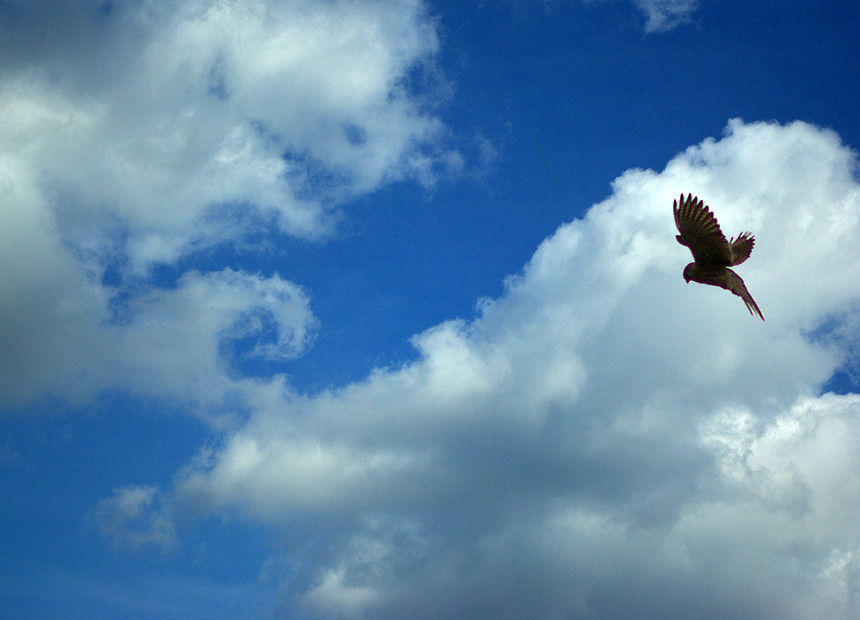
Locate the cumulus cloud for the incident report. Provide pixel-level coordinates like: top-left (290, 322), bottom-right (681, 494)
top-left (123, 119), bottom-right (860, 618)
top-left (0, 266), bottom-right (317, 419)
top-left (0, 0), bottom-right (449, 411)
top-left (0, 0), bottom-right (447, 243)
top-left (106, 269), bottom-right (318, 413)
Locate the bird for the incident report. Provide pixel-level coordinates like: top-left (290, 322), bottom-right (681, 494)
top-left (673, 193), bottom-right (764, 320)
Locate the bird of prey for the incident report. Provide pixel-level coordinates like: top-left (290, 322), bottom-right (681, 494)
top-left (673, 193), bottom-right (764, 320)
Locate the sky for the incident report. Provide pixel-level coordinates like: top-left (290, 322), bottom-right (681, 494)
top-left (1, 0), bottom-right (860, 618)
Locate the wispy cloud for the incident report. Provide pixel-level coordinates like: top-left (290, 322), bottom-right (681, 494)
top-left (578, 0), bottom-right (698, 32)
top-left (91, 485), bottom-right (177, 552)
top-left (633, 0), bottom-right (698, 32)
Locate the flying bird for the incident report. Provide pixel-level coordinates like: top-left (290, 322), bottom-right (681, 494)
top-left (673, 193), bottom-right (764, 320)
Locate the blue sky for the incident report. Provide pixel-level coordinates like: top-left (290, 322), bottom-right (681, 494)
top-left (2, 1), bottom-right (860, 618)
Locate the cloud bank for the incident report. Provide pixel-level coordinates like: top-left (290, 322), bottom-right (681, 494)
top-left (146, 119), bottom-right (859, 618)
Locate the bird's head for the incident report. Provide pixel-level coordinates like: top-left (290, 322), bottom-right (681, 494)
top-left (682, 263), bottom-right (694, 283)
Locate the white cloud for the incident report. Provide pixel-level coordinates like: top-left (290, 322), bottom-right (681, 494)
top-left (0, 154), bottom-right (111, 407)
top-left (92, 485), bottom-right (177, 552)
top-left (0, 0), bottom-right (447, 244)
top-left (0, 264), bottom-right (317, 419)
top-left (152, 119), bottom-right (860, 618)
top-left (0, 0), bottom-right (448, 410)
top-left (578, 0), bottom-right (698, 33)
top-left (106, 269), bottom-right (318, 414)
top-left (632, 0), bottom-right (698, 32)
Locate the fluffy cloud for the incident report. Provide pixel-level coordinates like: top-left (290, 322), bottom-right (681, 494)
top-left (0, 0), bottom-right (446, 242)
top-left (138, 119), bottom-right (860, 618)
top-left (106, 269), bottom-right (318, 412)
top-left (0, 264), bottom-right (316, 418)
top-left (0, 0), bottom-right (447, 410)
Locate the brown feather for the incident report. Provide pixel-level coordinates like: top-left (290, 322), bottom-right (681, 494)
top-left (673, 193), bottom-right (732, 266)
top-left (675, 194), bottom-right (764, 320)
top-left (729, 232), bottom-right (755, 266)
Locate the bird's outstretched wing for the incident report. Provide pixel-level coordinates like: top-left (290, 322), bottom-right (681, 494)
top-left (719, 268), bottom-right (764, 320)
top-left (729, 232), bottom-right (755, 266)
top-left (673, 193), bottom-right (732, 266)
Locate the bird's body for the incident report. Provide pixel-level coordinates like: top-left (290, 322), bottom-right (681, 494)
top-left (673, 194), bottom-right (764, 320)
